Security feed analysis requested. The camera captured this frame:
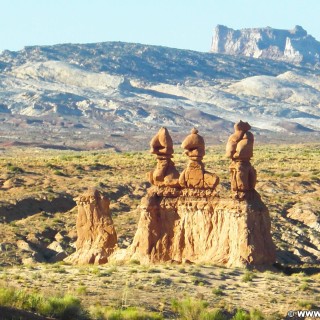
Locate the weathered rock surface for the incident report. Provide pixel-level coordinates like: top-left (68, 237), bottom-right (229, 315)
top-left (226, 121), bottom-right (257, 200)
top-left (1, 39), bottom-right (320, 152)
top-left (148, 127), bottom-right (180, 188)
top-left (287, 204), bottom-right (320, 232)
top-left (65, 188), bottom-right (117, 264)
top-left (129, 127), bottom-right (276, 267)
top-left (179, 128), bottom-right (219, 190)
top-left (211, 25), bottom-right (320, 65)
top-left (129, 188), bottom-right (275, 267)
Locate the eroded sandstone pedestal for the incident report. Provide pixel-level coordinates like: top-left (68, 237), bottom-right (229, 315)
top-left (65, 188), bottom-right (117, 265)
top-left (129, 188), bottom-right (275, 267)
top-left (129, 126), bottom-right (276, 267)
top-left (226, 120), bottom-right (257, 200)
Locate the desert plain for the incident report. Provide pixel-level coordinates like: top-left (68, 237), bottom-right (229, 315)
top-left (0, 141), bottom-right (319, 319)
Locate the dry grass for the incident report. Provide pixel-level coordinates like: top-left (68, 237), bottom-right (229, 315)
top-left (0, 143), bottom-right (319, 318)
top-left (0, 263), bottom-right (319, 318)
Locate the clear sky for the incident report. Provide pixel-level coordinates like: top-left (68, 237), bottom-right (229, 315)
top-left (1, 0), bottom-right (320, 53)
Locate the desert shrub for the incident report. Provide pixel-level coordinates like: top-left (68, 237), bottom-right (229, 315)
top-left (232, 309), bottom-right (250, 320)
top-left (203, 309), bottom-right (227, 320)
top-left (53, 169), bottom-right (65, 176)
top-left (178, 267), bottom-right (186, 273)
top-left (299, 282), bottom-right (310, 291)
top-left (147, 267), bottom-right (161, 273)
top-left (192, 277), bottom-right (206, 286)
top-left (190, 270), bottom-right (203, 277)
top-left (172, 298), bottom-right (208, 319)
top-left (153, 276), bottom-right (172, 286)
top-left (46, 163), bottom-right (59, 169)
top-left (90, 306), bottom-right (163, 320)
top-left (250, 309), bottom-right (265, 320)
top-left (128, 268), bottom-right (138, 274)
top-left (297, 300), bottom-right (317, 309)
top-left (285, 171), bottom-right (301, 178)
top-left (212, 287), bottom-right (224, 296)
top-left (291, 172), bottom-right (301, 177)
top-left (75, 164), bottom-right (84, 171)
top-left (0, 287), bottom-right (16, 306)
top-left (89, 266), bottom-right (101, 276)
top-left (76, 285), bottom-right (88, 295)
top-left (241, 271), bottom-right (255, 282)
top-left (39, 295), bottom-right (87, 320)
top-left (171, 298), bottom-right (226, 320)
top-left (0, 287), bottom-right (88, 320)
top-left (6, 163), bottom-right (24, 173)
top-left (53, 265), bottom-right (67, 273)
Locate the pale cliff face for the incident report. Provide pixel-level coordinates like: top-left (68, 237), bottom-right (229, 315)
top-left (211, 25), bottom-right (320, 64)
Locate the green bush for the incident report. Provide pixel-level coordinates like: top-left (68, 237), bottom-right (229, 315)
top-left (39, 295), bottom-right (86, 319)
top-left (250, 309), bottom-right (265, 320)
top-left (203, 309), bottom-right (227, 320)
top-left (241, 271), bottom-right (255, 283)
top-left (171, 298), bottom-right (226, 320)
top-left (0, 287), bottom-right (88, 320)
top-left (212, 287), bottom-right (224, 296)
top-left (6, 163), bottom-right (24, 173)
top-left (90, 306), bottom-right (163, 320)
top-left (299, 282), bottom-right (310, 291)
top-left (76, 285), bottom-right (88, 295)
top-left (298, 300), bottom-right (316, 309)
top-left (232, 309), bottom-right (250, 320)
top-left (0, 287), bottom-right (17, 307)
top-left (291, 172), bottom-right (301, 177)
top-left (54, 169), bottom-right (65, 176)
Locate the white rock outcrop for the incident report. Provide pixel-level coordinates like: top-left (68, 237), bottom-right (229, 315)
top-left (211, 25), bottom-right (320, 65)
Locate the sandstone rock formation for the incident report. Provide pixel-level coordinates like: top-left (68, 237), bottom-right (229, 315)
top-left (226, 120), bottom-right (257, 200)
top-left (65, 188), bottom-right (117, 264)
top-left (211, 25), bottom-right (320, 65)
top-left (179, 128), bottom-right (219, 190)
top-left (148, 127), bottom-right (180, 188)
top-left (129, 127), bottom-right (276, 267)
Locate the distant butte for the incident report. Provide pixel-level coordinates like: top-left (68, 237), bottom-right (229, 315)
top-left (211, 25), bottom-right (320, 65)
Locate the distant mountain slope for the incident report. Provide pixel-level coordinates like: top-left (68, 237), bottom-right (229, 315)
top-left (211, 25), bottom-right (320, 66)
top-left (0, 41), bottom-right (319, 150)
top-left (0, 41), bottom-right (312, 83)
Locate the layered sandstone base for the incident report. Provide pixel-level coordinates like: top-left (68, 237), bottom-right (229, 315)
top-left (66, 188), bottom-right (117, 265)
top-left (129, 187), bottom-right (276, 267)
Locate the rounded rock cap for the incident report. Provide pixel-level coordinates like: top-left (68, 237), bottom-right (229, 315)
top-left (181, 127), bottom-right (205, 158)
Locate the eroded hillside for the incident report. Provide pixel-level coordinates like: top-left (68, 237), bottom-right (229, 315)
top-left (0, 42), bottom-right (320, 151)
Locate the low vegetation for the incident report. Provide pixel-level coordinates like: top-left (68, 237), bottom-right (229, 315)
top-left (0, 287), bottom-right (87, 319)
top-left (0, 144), bottom-right (319, 319)
top-left (0, 285), bottom-right (272, 320)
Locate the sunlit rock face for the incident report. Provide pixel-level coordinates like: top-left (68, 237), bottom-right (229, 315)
top-left (129, 127), bottom-right (276, 267)
top-left (211, 25), bottom-right (320, 65)
top-left (65, 188), bottom-right (117, 265)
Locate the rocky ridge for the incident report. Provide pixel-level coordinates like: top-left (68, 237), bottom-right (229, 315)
top-left (0, 40), bottom-right (320, 150)
top-left (211, 25), bottom-right (320, 65)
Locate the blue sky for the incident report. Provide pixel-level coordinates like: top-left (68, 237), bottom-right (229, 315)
top-left (1, 0), bottom-right (320, 53)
